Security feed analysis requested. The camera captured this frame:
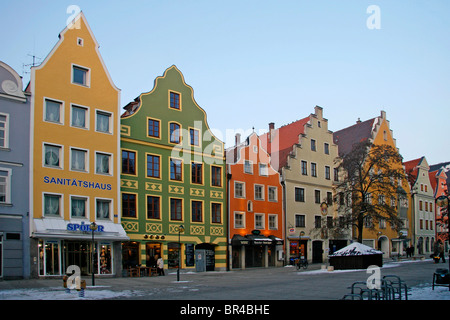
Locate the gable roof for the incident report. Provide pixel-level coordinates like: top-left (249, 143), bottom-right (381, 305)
top-left (259, 116), bottom-right (310, 170)
top-left (332, 118), bottom-right (376, 156)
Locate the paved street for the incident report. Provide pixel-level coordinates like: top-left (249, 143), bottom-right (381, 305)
top-left (0, 257), bottom-right (448, 301)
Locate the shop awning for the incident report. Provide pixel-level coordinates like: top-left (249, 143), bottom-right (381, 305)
top-left (231, 235), bottom-right (250, 246)
top-left (31, 218), bottom-right (129, 241)
top-left (246, 234), bottom-right (273, 245)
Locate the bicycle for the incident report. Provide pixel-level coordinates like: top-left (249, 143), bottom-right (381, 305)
top-left (296, 258), bottom-right (308, 270)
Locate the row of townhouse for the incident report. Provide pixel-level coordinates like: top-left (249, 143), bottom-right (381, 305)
top-left (1, 12), bottom-right (448, 279)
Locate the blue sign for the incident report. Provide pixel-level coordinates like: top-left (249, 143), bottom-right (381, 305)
top-left (67, 222), bottom-right (105, 232)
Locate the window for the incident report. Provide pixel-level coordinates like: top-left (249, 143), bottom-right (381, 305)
top-left (334, 168), bottom-right (339, 182)
top-left (211, 203), bottom-right (222, 224)
top-left (122, 193), bottom-right (136, 218)
top-left (259, 163), bottom-right (268, 176)
top-left (311, 139), bottom-right (316, 151)
top-left (71, 196), bottom-right (87, 218)
top-left (0, 113), bottom-right (9, 148)
top-left (147, 196), bottom-right (160, 219)
top-left (320, 192), bottom-right (329, 206)
top-left (254, 185), bottom-right (264, 200)
top-left (301, 161), bottom-right (307, 175)
top-left (170, 198), bottom-right (182, 221)
top-left (244, 160), bottom-right (253, 174)
top-left (255, 213), bottom-right (264, 229)
top-left (96, 199), bottom-right (111, 220)
top-left (311, 163), bottom-right (317, 177)
top-left (170, 158), bottom-right (183, 181)
top-left (247, 200), bottom-right (253, 212)
top-left (169, 123), bottom-right (181, 144)
top-left (191, 162), bottom-right (202, 184)
top-left (234, 182), bottom-right (245, 198)
top-left (324, 143), bottom-right (329, 155)
top-left (379, 218), bottom-right (386, 229)
top-left (45, 99), bottom-right (63, 123)
top-left (122, 150), bottom-right (136, 175)
top-left (148, 118), bottom-right (160, 138)
top-left (192, 201), bottom-right (203, 222)
top-left (0, 169), bottom-right (11, 204)
top-left (71, 148), bottom-right (87, 172)
top-left (314, 216), bottom-right (322, 228)
top-left (44, 144), bottom-right (62, 168)
top-left (315, 190), bottom-right (321, 204)
top-left (147, 154), bottom-right (160, 178)
top-left (268, 186), bottom-right (277, 202)
top-left (295, 214), bottom-right (305, 228)
top-left (170, 91), bottom-right (180, 110)
top-left (190, 128), bottom-right (199, 146)
top-left (211, 166), bottom-right (222, 187)
top-left (96, 111), bottom-right (112, 134)
top-left (295, 187), bottom-right (305, 202)
top-left (269, 215), bottom-right (278, 230)
top-left (44, 194), bottom-right (61, 217)
top-left (72, 65), bottom-right (89, 86)
top-left (325, 166), bottom-right (330, 180)
top-left (71, 105), bottom-right (88, 128)
top-left (96, 152), bottom-right (111, 175)
top-left (234, 212), bottom-right (244, 228)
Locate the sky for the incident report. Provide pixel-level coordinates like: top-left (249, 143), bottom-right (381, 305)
top-left (2, 0), bottom-right (449, 165)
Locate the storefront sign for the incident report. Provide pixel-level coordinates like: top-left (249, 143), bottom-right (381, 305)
top-left (44, 175), bottom-right (112, 190)
top-left (67, 222), bottom-right (105, 232)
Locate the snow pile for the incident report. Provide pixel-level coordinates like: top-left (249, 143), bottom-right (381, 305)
top-left (409, 284), bottom-right (450, 300)
top-left (329, 242), bottom-right (383, 257)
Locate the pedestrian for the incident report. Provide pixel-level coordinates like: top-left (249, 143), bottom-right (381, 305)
top-left (157, 256), bottom-right (165, 276)
top-left (438, 240), bottom-right (446, 263)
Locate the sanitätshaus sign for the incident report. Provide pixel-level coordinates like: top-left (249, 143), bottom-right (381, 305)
top-left (43, 175), bottom-right (112, 190)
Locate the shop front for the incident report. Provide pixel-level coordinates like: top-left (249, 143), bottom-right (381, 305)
top-left (31, 218), bottom-right (129, 277)
top-left (231, 234), bottom-right (284, 269)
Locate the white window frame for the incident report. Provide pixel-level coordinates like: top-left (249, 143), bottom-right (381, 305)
top-left (254, 213), bottom-right (265, 229)
top-left (70, 147), bottom-right (89, 173)
top-left (95, 151), bottom-right (113, 176)
top-left (0, 112), bottom-right (9, 149)
top-left (244, 160), bottom-right (253, 174)
top-left (0, 168), bottom-right (12, 204)
top-left (95, 109), bottom-right (113, 134)
top-left (234, 211), bottom-right (245, 229)
top-left (43, 143), bottom-right (64, 169)
top-left (268, 214), bottom-right (278, 230)
top-left (234, 181), bottom-right (245, 198)
top-left (70, 195), bottom-right (89, 219)
top-left (268, 186), bottom-right (277, 202)
top-left (71, 63), bottom-right (91, 87)
top-left (259, 163), bottom-right (268, 176)
top-left (43, 97), bottom-right (64, 125)
top-left (254, 184), bottom-right (264, 201)
top-left (70, 103), bottom-right (90, 129)
top-left (96, 197), bottom-right (113, 221)
top-left (43, 192), bottom-right (63, 218)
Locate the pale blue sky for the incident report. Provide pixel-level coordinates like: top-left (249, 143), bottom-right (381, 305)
top-left (2, 0), bottom-right (449, 165)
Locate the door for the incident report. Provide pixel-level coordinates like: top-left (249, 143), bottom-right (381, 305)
top-left (312, 241), bottom-right (323, 263)
top-left (195, 250), bottom-right (206, 272)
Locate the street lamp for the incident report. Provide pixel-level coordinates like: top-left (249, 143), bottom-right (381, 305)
top-left (436, 194), bottom-right (450, 290)
top-left (90, 222), bottom-right (98, 286)
top-left (177, 225), bottom-right (184, 282)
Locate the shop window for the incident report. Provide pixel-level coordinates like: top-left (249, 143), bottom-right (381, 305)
top-left (99, 244), bottom-right (112, 274)
top-left (168, 243), bottom-right (180, 269)
top-left (39, 240), bottom-right (60, 276)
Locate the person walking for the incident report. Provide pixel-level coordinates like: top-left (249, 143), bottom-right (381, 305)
top-left (157, 256), bottom-right (165, 276)
top-left (438, 240), bottom-right (446, 263)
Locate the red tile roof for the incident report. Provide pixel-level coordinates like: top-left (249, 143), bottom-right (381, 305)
top-left (332, 118), bottom-right (376, 156)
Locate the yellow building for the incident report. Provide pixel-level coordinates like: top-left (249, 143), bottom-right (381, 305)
top-left (29, 12), bottom-right (128, 278)
top-left (333, 111), bottom-right (412, 258)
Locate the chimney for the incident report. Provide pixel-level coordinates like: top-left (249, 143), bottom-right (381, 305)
top-left (235, 133), bottom-right (241, 146)
top-left (356, 118), bottom-right (361, 124)
top-left (380, 110), bottom-right (386, 120)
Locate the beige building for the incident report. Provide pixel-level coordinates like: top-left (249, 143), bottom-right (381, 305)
top-left (261, 106), bottom-right (350, 264)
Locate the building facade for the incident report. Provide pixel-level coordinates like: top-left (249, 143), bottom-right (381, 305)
top-left (29, 13), bottom-right (128, 278)
top-left (261, 106), bottom-right (349, 264)
top-left (0, 61), bottom-right (31, 279)
top-left (120, 65), bottom-right (227, 272)
top-left (405, 157), bottom-right (436, 256)
top-left (226, 132), bottom-right (284, 269)
top-left (333, 111), bottom-right (412, 258)
top-left (429, 166), bottom-right (448, 251)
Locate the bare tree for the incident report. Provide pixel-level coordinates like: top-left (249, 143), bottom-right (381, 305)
top-left (333, 140), bottom-right (406, 243)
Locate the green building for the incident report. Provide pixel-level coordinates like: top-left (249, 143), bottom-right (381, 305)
top-left (120, 66), bottom-right (227, 273)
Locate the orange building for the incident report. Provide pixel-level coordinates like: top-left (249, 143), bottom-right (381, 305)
top-left (226, 133), bottom-right (284, 269)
